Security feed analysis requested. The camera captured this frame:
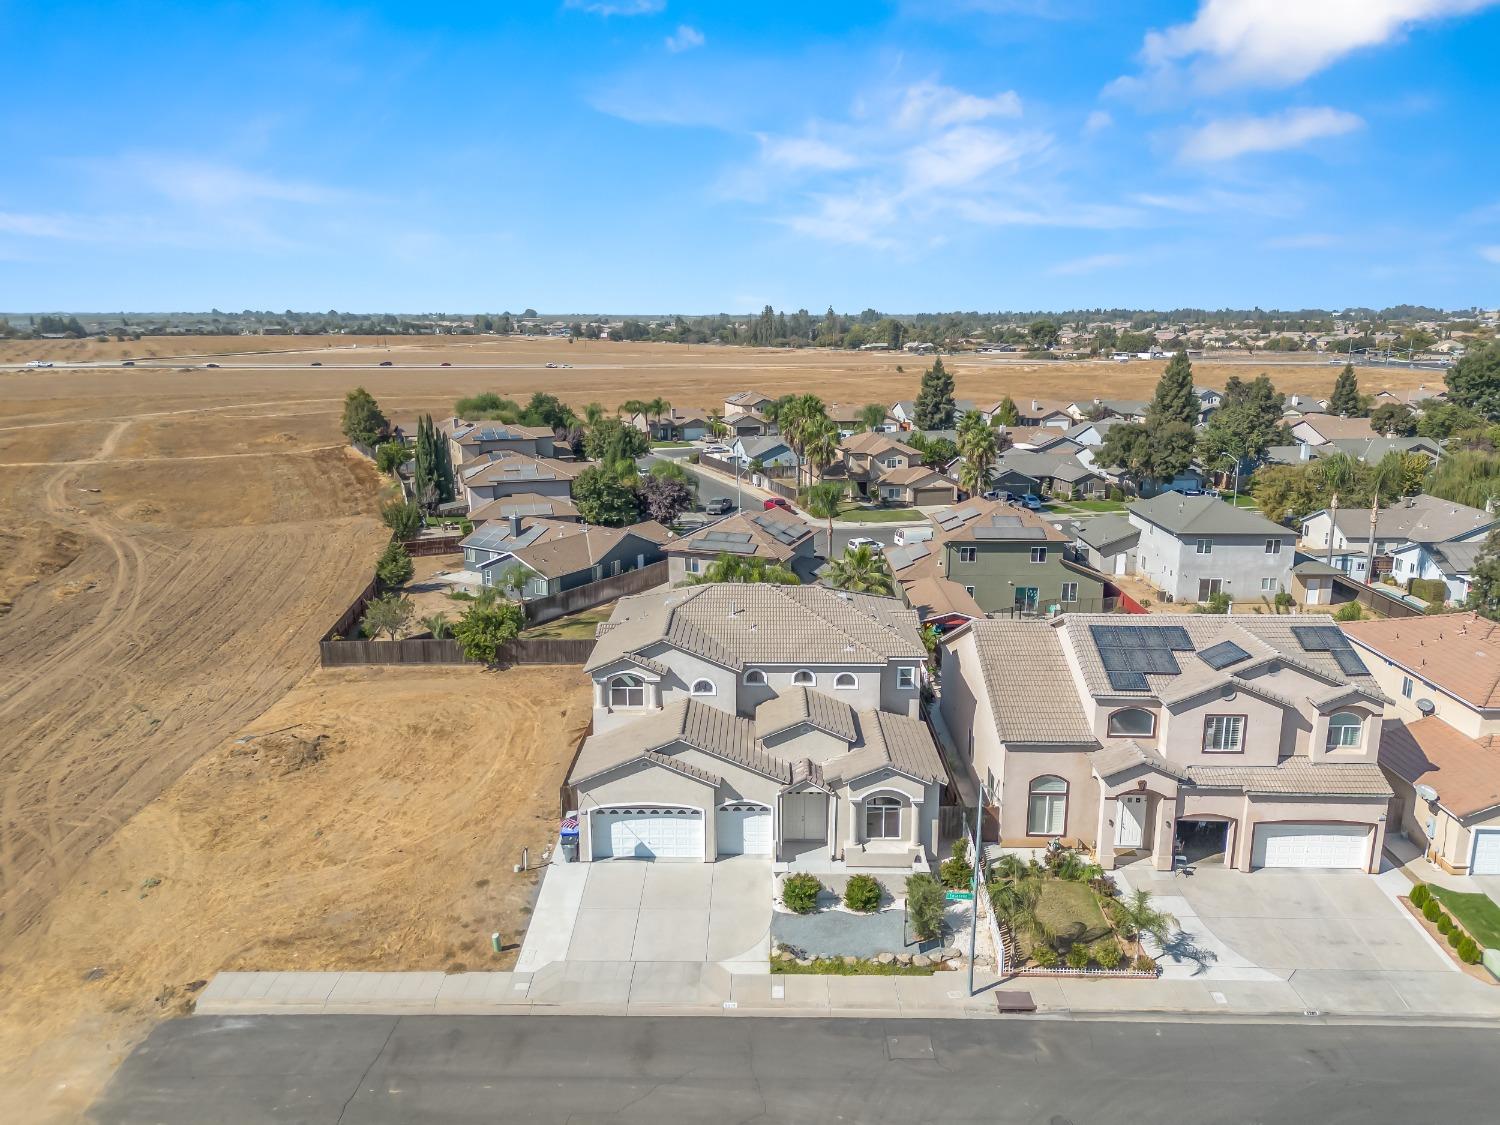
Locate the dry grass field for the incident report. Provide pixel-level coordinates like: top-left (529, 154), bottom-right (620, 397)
top-left (0, 334), bottom-right (1444, 1120)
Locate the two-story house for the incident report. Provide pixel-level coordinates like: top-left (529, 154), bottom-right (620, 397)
top-left (839, 432), bottom-right (946, 503)
top-left (723, 390), bottom-right (775, 418)
top-left (888, 498), bottom-right (1106, 615)
top-left (1299, 494), bottom-right (1493, 583)
top-left (567, 585), bottom-right (946, 867)
top-left (1344, 614), bottom-right (1500, 874)
top-left (1129, 493), bottom-right (1295, 603)
top-left (663, 508), bottom-right (819, 584)
top-left (440, 418), bottom-right (558, 466)
top-left (939, 615), bottom-right (1392, 872)
top-left (458, 450), bottom-right (586, 511)
top-left (630, 406), bottom-right (713, 442)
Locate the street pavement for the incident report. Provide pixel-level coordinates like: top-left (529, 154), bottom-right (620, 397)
top-left (89, 1013), bottom-right (1500, 1123)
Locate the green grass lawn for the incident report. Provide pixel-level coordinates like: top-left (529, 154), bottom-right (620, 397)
top-left (1030, 878), bottom-right (1119, 957)
top-left (1057, 499), bottom-right (1126, 513)
top-left (522, 604), bottom-right (616, 639)
top-left (651, 439), bottom-right (694, 448)
top-left (838, 506), bottom-right (924, 523)
top-left (1431, 886), bottom-right (1500, 949)
top-left (771, 956), bottom-right (935, 976)
top-left (1221, 493), bottom-right (1260, 509)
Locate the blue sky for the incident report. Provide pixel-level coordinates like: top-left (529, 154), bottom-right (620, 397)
top-left (2, 0), bottom-right (1499, 313)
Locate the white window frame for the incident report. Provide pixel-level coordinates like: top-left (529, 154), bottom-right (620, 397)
top-left (1030, 546), bottom-right (1048, 564)
top-left (964, 585), bottom-right (976, 596)
top-left (608, 674), bottom-right (646, 709)
top-left (1203, 714), bottom-right (1244, 753)
top-left (1107, 707), bottom-right (1156, 739)
top-left (1195, 538), bottom-right (1213, 555)
top-left (690, 679), bottom-right (716, 697)
top-left (1026, 776), bottom-right (1067, 836)
top-left (834, 672), bottom-right (858, 690)
top-left (686, 556), bottom-right (701, 574)
top-left (1327, 711), bottom-right (1363, 749)
top-left (743, 668), bottom-right (766, 686)
top-left (792, 669), bottom-right (816, 686)
top-left (897, 666), bottom-right (917, 690)
top-left (1261, 578), bottom-right (1277, 592)
top-left (958, 546), bottom-right (977, 563)
top-left (1061, 581), bottom-right (1078, 602)
top-left (1265, 538), bottom-right (1283, 556)
top-left (865, 796), bottom-right (902, 840)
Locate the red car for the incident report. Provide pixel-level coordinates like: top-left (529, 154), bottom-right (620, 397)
top-left (763, 497), bottom-right (792, 512)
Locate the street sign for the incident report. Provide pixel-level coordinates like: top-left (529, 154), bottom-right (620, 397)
top-left (945, 890), bottom-right (973, 902)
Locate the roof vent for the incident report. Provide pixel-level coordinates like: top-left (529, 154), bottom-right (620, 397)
top-left (1416, 698), bottom-right (1436, 716)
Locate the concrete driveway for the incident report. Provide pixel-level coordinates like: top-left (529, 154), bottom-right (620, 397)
top-left (517, 857), bottom-right (770, 974)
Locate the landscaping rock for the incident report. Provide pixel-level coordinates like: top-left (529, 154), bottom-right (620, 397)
top-left (875, 952), bottom-right (895, 965)
top-left (795, 958), bottom-right (813, 967)
top-left (895, 953), bottom-right (913, 966)
top-left (941, 947), bottom-right (962, 962)
top-left (842, 955), bottom-right (859, 966)
top-left (912, 954), bottom-right (931, 967)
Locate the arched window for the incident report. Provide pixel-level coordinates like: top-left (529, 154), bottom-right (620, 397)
top-left (1327, 711), bottom-right (1363, 749)
top-left (609, 674), bottom-right (645, 709)
top-left (690, 678), bottom-right (715, 696)
top-left (834, 672), bottom-right (858, 690)
top-left (743, 669), bottom-right (766, 686)
top-left (792, 669), bottom-right (815, 686)
top-left (1107, 707), bottom-right (1156, 738)
top-left (864, 795), bottom-right (902, 839)
top-left (1027, 776), bottom-right (1068, 836)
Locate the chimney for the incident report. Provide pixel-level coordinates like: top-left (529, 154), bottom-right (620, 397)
top-left (1299, 441), bottom-right (1311, 462)
top-left (1032, 399), bottom-right (1041, 411)
top-left (508, 514), bottom-right (523, 537)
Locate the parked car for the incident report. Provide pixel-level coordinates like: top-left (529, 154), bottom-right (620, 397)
top-left (25, 360), bottom-right (54, 367)
top-left (440, 361), bottom-right (451, 366)
top-left (704, 497), bottom-right (734, 515)
top-left (379, 360), bottom-right (393, 366)
top-left (121, 360), bottom-right (135, 366)
top-left (982, 489), bottom-right (1004, 501)
top-left (892, 527), bottom-right (933, 547)
top-left (1019, 494), bottom-right (1044, 511)
top-left (846, 536), bottom-right (883, 554)
top-left (702, 443), bottom-right (731, 455)
top-left (545, 362), bottom-right (558, 368)
top-left (763, 497), bottom-right (792, 512)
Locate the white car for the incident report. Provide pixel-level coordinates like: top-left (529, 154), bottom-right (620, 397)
top-left (26, 360), bottom-right (54, 368)
top-left (545, 361), bottom-right (558, 368)
top-left (846, 537), bottom-right (883, 554)
top-left (702, 443), bottom-right (731, 455)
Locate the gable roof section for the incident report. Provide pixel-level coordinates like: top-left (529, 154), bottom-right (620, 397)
top-left (665, 509), bottom-right (813, 562)
top-left (931, 497), bottom-right (1069, 545)
top-left (1343, 613), bottom-right (1500, 709)
top-left (1077, 512), bottom-right (1139, 554)
top-left (1317, 493), bottom-right (1494, 546)
top-left (570, 698), bottom-right (787, 785)
top-left (754, 686), bottom-right (857, 743)
top-left (460, 451), bottom-right (584, 487)
top-left (842, 431), bottom-right (922, 458)
top-left (509, 521), bottom-right (670, 579)
top-left (824, 709), bottom-right (947, 785)
top-left (469, 493), bottom-right (581, 522)
top-left (1129, 493), bottom-right (1291, 538)
top-left (1380, 717), bottom-right (1500, 818)
top-left (957, 619), bottom-right (1098, 745)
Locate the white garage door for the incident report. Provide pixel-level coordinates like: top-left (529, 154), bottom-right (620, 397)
top-left (1472, 829), bottom-right (1500, 875)
top-left (1252, 823), bottom-right (1369, 870)
top-left (591, 806), bottom-right (703, 860)
top-left (717, 803), bottom-right (772, 856)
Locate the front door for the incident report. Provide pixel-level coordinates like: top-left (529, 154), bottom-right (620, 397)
top-left (781, 793), bottom-right (828, 841)
top-left (1115, 793), bottom-right (1147, 849)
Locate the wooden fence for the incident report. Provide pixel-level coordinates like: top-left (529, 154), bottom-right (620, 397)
top-left (523, 560), bottom-right (669, 625)
top-left (400, 534), bottom-right (463, 557)
top-left (319, 635), bottom-right (594, 668)
top-left (1331, 574), bottom-right (1428, 620)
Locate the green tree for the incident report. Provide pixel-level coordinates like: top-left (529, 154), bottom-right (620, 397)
top-left (573, 465), bottom-right (642, 526)
top-left (1107, 889), bottom-right (1177, 945)
top-left (453, 591), bottom-right (527, 662)
top-left (914, 358), bottom-right (957, 430)
top-left (1097, 419), bottom-right (1195, 488)
top-left (991, 395), bottom-right (1019, 427)
top-left (375, 441), bottom-right (411, 474)
top-left (360, 592), bottom-right (413, 640)
top-left (1369, 402), bottom-right (1418, 436)
top-left (824, 544), bottom-right (894, 595)
top-left (1028, 319), bottom-right (1060, 349)
top-left (685, 553), bottom-right (800, 585)
top-left (421, 613), bottom-right (452, 639)
top-left (803, 480), bottom-right (846, 556)
top-left (857, 403), bottom-right (888, 431)
top-left (341, 386), bottom-right (388, 446)
top-left (380, 499), bottom-right (423, 540)
top-left (1447, 340), bottom-right (1500, 420)
top-left (376, 540), bottom-right (414, 588)
top-left (521, 392), bottom-right (577, 431)
top-left (1196, 374), bottom-right (1287, 493)
top-left (905, 873), bottom-right (946, 942)
top-left (584, 417), bottom-right (650, 466)
top-left (1330, 362), bottom-right (1363, 416)
top-left (802, 416), bottom-right (842, 483)
top-left (1416, 400), bottom-right (1483, 440)
top-left (1146, 349), bottom-right (1198, 429)
top-left (1467, 527), bottom-right (1500, 621)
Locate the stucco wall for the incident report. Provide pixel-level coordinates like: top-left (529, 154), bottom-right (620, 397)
top-left (997, 747), bottom-right (1099, 847)
top-left (1133, 524), bottom-right (1294, 603)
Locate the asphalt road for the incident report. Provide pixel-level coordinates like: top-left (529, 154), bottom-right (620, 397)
top-left (89, 1014), bottom-right (1500, 1124)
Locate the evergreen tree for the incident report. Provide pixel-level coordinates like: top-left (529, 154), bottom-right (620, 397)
top-left (1466, 527), bottom-right (1500, 622)
top-left (340, 386), bottom-right (388, 446)
top-left (992, 396), bottom-right (1019, 427)
top-left (914, 358), bottom-right (957, 430)
top-left (1145, 350), bottom-right (1197, 428)
top-left (1447, 339), bottom-right (1500, 420)
top-left (1330, 362), bottom-right (1362, 416)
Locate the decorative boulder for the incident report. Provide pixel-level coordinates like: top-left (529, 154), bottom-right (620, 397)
top-left (896, 953), bottom-right (913, 966)
top-left (875, 952), bottom-right (896, 965)
top-left (912, 954), bottom-right (931, 967)
top-left (842, 955), bottom-right (859, 966)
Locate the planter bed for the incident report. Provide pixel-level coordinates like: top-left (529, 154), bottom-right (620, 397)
top-left (1399, 895), bottom-right (1495, 984)
top-left (1011, 966), bottom-right (1158, 979)
top-left (770, 951), bottom-right (946, 976)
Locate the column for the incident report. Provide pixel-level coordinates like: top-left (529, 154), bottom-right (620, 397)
top-left (909, 796), bottom-right (924, 852)
top-left (847, 796), bottom-right (862, 849)
top-left (1096, 793), bottom-right (1116, 871)
top-left (1151, 794), bottom-right (1175, 872)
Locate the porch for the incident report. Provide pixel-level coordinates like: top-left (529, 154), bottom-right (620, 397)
top-left (776, 837), bottom-right (931, 876)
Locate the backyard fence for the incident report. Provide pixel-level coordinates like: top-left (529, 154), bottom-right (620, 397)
top-left (558, 718), bottom-right (595, 819)
top-left (522, 560), bottom-right (668, 626)
top-left (319, 635), bottom-right (594, 668)
top-left (400, 534), bottom-right (463, 557)
top-left (1331, 573), bottom-right (1428, 620)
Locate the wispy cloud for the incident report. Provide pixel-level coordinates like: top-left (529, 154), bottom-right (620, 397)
top-left (1083, 109), bottom-right (1112, 133)
top-left (665, 25), bottom-right (705, 53)
top-left (1048, 252), bottom-right (1128, 275)
top-left (1178, 107), bottom-right (1364, 162)
top-left (1481, 245), bottom-right (1500, 264)
top-left (564, 0), bottom-right (665, 16)
top-left (1115, 0), bottom-right (1499, 93)
top-left (756, 134), bottom-right (861, 171)
top-left (893, 81), bottom-right (1022, 129)
top-left (114, 156), bottom-right (351, 208)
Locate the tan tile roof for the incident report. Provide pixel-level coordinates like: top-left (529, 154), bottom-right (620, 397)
top-left (956, 619), bottom-right (1098, 745)
top-left (755, 687), bottom-right (857, 742)
top-left (899, 575), bottom-right (986, 622)
top-left (841, 431), bottom-right (922, 457)
top-left (879, 464), bottom-right (949, 488)
top-left (931, 497), bottom-right (1069, 545)
top-left (584, 584), bottom-right (924, 672)
top-left (1090, 741), bottom-right (1188, 782)
top-left (824, 710), bottom-right (947, 784)
top-left (571, 699), bottom-right (787, 784)
top-left (1295, 413), bottom-right (1378, 441)
top-left (1379, 717), bottom-right (1500, 817)
top-left (469, 493), bottom-right (580, 522)
top-left (1344, 613), bottom-right (1500, 709)
top-left (460, 451), bottom-right (584, 486)
top-left (1185, 760), bottom-right (1391, 798)
top-left (452, 422), bottom-right (554, 446)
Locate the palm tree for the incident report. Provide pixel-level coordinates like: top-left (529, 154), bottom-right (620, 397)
top-left (708, 413), bottom-right (729, 440)
top-left (1108, 889), bottom-right (1177, 946)
top-left (1363, 451), bottom-right (1407, 580)
top-left (957, 423), bottom-right (997, 497)
top-left (421, 612), bottom-right (452, 639)
top-left (686, 553), bottom-right (800, 585)
top-left (803, 480), bottom-right (846, 558)
top-left (779, 394), bottom-right (827, 489)
top-left (824, 544), bottom-right (894, 595)
top-left (618, 398), bottom-right (647, 422)
top-left (583, 402), bottom-right (606, 428)
top-left (956, 408), bottom-right (988, 446)
top-left (803, 417), bottom-right (841, 484)
top-left (857, 403), bottom-right (888, 432)
top-left (648, 397), bottom-right (671, 437)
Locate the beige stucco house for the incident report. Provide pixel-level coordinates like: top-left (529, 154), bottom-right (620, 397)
top-left (567, 584), bottom-right (947, 869)
top-left (1345, 614), bottom-right (1500, 874)
top-left (939, 615), bottom-right (1392, 873)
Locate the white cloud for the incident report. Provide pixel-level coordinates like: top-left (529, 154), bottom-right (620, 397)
top-left (564, 0), bottom-right (665, 15)
top-left (756, 134), bottom-right (861, 172)
top-left (1083, 110), bottom-right (1112, 133)
top-left (1048, 252), bottom-right (1128, 275)
top-left (1481, 245), bottom-right (1500, 264)
top-left (119, 157), bottom-right (348, 208)
top-left (664, 25), bottom-right (705, 53)
top-left (1178, 106), bottom-right (1364, 162)
top-left (894, 81), bottom-right (1022, 129)
top-left (1125, 0), bottom-right (1498, 91)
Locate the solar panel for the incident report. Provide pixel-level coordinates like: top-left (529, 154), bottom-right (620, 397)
top-left (1197, 640), bottom-right (1250, 671)
top-left (972, 525), bottom-right (1046, 540)
top-left (987, 514), bottom-right (1023, 527)
top-left (1332, 648), bottom-right (1370, 675)
top-left (1291, 624), bottom-right (1369, 676)
top-left (1090, 623), bottom-right (1195, 685)
top-left (1157, 626), bottom-right (1194, 651)
top-left (1106, 669), bottom-right (1149, 691)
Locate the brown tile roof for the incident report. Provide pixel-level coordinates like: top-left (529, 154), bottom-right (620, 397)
top-left (899, 575), bottom-right (986, 622)
top-left (841, 431), bottom-right (921, 458)
top-left (879, 464), bottom-right (949, 488)
top-left (571, 698), bottom-right (787, 784)
top-left (510, 521), bottom-right (670, 578)
top-left (930, 497), bottom-right (1069, 545)
top-left (954, 619), bottom-right (1098, 745)
top-left (1379, 717), bottom-right (1500, 817)
top-left (1344, 613), bottom-right (1500, 709)
top-left (460, 451), bottom-right (585, 486)
top-left (1295, 413), bottom-right (1378, 441)
top-left (1184, 760), bottom-right (1391, 798)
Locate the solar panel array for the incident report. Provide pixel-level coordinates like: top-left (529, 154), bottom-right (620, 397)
top-left (886, 543), bottom-right (930, 570)
top-left (936, 506), bottom-right (980, 531)
top-left (973, 524), bottom-right (1047, 540)
top-left (751, 513), bottom-right (804, 545)
top-left (689, 530), bottom-right (758, 555)
top-left (1089, 624), bottom-right (1194, 692)
top-left (1290, 624), bottom-right (1370, 676)
top-left (1197, 639), bottom-right (1251, 671)
top-left (464, 521), bottom-right (547, 554)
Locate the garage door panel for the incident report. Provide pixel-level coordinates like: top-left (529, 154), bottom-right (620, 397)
top-left (1252, 823), bottom-right (1369, 870)
top-left (1472, 829), bottom-right (1500, 875)
top-left (717, 803), bottom-right (772, 856)
top-left (591, 807), bottom-right (703, 860)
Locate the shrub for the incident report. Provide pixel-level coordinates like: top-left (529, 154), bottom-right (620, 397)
top-left (1094, 944), bottom-right (1123, 970)
top-left (1133, 955), bottom-right (1157, 974)
top-left (1031, 946), bottom-right (1059, 968)
top-left (1409, 577), bottom-right (1449, 605)
top-left (375, 540), bottom-right (415, 588)
top-left (375, 441), bottom-right (411, 474)
top-left (781, 873), bottom-right (823, 915)
top-left (1423, 898), bottom-right (1442, 923)
top-left (1437, 913), bottom-right (1453, 935)
top-left (1066, 944), bottom-right (1091, 969)
top-left (1334, 601), bottom-right (1363, 622)
top-left (843, 874), bottom-right (882, 913)
top-left (1108, 486), bottom-right (1125, 502)
top-left (453, 597), bottom-right (526, 663)
top-left (1448, 926), bottom-right (1464, 949)
top-left (940, 840), bottom-right (974, 890)
top-left (1459, 937), bottom-right (1482, 965)
top-left (1409, 883), bottom-right (1430, 909)
top-left (905, 873), bottom-right (946, 941)
top-left (1091, 873), bottom-right (1121, 899)
top-left (380, 499), bottom-right (423, 540)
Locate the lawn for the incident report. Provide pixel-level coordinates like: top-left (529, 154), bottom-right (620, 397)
top-left (521, 603), bottom-right (617, 639)
top-left (1431, 887), bottom-right (1500, 949)
top-left (1056, 499), bottom-right (1126, 513)
top-left (1221, 493), bottom-right (1260, 509)
top-left (1032, 879), bottom-right (1118, 956)
top-left (651, 440), bottom-right (694, 448)
top-left (838, 506), bottom-right (924, 523)
top-left (771, 956), bottom-right (935, 976)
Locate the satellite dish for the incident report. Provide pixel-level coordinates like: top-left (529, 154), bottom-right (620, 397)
top-left (1415, 783), bottom-right (1439, 803)
top-left (1416, 699), bottom-right (1436, 716)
